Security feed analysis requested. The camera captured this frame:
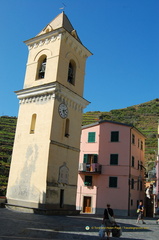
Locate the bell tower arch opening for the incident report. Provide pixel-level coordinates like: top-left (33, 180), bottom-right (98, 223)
top-left (36, 55), bottom-right (47, 80)
top-left (67, 60), bottom-right (76, 85)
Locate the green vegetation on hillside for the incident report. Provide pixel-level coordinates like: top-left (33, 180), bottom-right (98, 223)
top-left (0, 116), bottom-right (17, 195)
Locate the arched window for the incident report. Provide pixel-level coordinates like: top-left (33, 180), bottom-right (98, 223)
top-left (67, 60), bottom-right (76, 85)
top-left (37, 55), bottom-right (47, 79)
top-left (65, 118), bottom-right (70, 138)
top-left (30, 114), bottom-right (37, 134)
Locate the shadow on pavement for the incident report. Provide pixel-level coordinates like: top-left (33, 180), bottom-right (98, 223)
top-left (0, 208), bottom-right (153, 240)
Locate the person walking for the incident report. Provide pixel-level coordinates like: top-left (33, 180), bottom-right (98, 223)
top-left (102, 204), bottom-right (115, 239)
top-left (136, 200), bottom-right (146, 224)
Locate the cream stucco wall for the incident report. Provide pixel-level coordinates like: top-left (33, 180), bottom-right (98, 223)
top-left (7, 96), bottom-right (55, 206)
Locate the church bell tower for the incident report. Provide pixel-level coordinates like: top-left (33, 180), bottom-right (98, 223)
top-left (6, 12), bottom-right (92, 213)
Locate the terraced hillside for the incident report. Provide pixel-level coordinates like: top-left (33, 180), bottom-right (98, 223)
top-left (0, 116), bottom-right (17, 195)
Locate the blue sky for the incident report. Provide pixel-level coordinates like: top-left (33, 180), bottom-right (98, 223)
top-left (0, 0), bottom-right (159, 116)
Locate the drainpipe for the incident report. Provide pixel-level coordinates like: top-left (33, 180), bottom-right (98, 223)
top-left (128, 127), bottom-right (133, 216)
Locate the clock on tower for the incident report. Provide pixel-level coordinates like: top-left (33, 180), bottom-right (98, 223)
top-left (6, 12), bottom-right (92, 214)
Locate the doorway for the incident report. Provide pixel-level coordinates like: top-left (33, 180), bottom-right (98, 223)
top-left (60, 189), bottom-right (64, 208)
top-left (83, 196), bottom-right (92, 213)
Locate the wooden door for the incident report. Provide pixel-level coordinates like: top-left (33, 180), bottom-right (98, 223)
top-left (83, 196), bottom-right (91, 213)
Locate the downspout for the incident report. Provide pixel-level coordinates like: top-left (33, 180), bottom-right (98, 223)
top-left (128, 127), bottom-right (134, 216)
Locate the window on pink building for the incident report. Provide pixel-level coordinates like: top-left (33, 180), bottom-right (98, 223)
top-left (110, 154), bottom-right (118, 165)
top-left (88, 132), bottom-right (96, 142)
top-left (131, 178), bottom-right (134, 189)
top-left (132, 134), bottom-right (135, 144)
top-left (137, 160), bottom-right (140, 170)
top-left (137, 179), bottom-right (139, 190)
top-left (131, 199), bottom-right (133, 206)
top-left (109, 177), bottom-right (117, 188)
top-left (138, 139), bottom-right (140, 148)
top-left (83, 154), bottom-right (98, 163)
top-left (111, 131), bottom-right (119, 142)
top-left (140, 180), bottom-right (143, 191)
top-left (139, 161), bottom-right (143, 171)
top-left (84, 176), bottom-right (92, 186)
top-left (132, 156), bottom-right (135, 167)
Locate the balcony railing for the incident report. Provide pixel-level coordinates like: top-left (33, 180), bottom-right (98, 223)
top-left (78, 163), bottom-right (102, 174)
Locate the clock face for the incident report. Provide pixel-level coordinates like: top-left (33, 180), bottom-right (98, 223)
top-left (58, 103), bottom-right (68, 119)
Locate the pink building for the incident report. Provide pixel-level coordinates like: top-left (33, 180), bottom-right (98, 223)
top-left (76, 120), bottom-right (146, 216)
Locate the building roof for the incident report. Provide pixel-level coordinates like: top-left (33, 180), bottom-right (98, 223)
top-left (37, 12), bottom-right (82, 43)
top-left (82, 120), bottom-right (146, 138)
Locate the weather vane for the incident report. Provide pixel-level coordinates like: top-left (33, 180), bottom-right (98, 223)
top-left (59, 2), bottom-right (66, 11)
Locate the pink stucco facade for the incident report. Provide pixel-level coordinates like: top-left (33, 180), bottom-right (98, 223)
top-left (76, 120), bottom-right (146, 216)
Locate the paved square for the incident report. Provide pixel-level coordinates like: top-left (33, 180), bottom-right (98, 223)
top-left (0, 208), bottom-right (158, 239)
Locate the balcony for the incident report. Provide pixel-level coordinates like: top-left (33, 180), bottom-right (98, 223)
top-left (78, 163), bottom-right (102, 174)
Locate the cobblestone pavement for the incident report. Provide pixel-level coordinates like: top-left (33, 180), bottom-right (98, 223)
top-left (0, 208), bottom-right (159, 240)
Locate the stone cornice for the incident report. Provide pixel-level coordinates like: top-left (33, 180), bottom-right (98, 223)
top-left (24, 27), bottom-right (92, 58)
top-left (24, 28), bottom-right (63, 48)
top-left (15, 82), bottom-right (90, 111)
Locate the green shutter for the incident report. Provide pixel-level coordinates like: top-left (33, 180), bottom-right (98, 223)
top-left (94, 154), bottom-right (98, 163)
top-left (83, 154), bottom-right (88, 163)
top-left (88, 132), bottom-right (96, 143)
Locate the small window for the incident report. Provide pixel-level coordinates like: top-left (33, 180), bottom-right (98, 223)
top-left (67, 61), bottom-right (76, 85)
top-left (131, 199), bottom-right (133, 206)
top-left (140, 180), bottom-right (143, 191)
top-left (37, 55), bottom-right (47, 79)
top-left (84, 176), bottom-right (92, 186)
top-left (30, 114), bottom-right (37, 134)
top-left (132, 134), bottom-right (135, 144)
top-left (138, 139), bottom-right (140, 148)
top-left (131, 178), bottom-right (134, 189)
top-left (132, 156), bottom-right (135, 167)
top-left (65, 118), bottom-right (70, 138)
top-left (140, 161), bottom-right (143, 171)
top-left (111, 131), bottom-right (119, 142)
top-left (110, 154), bottom-right (118, 165)
top-left (109, 177), bottom-right (117, 188)
top-left (141, 141), bottom-right (143, 150)
top-left (137, 160), bottom-right (140, 170)
top-left (88, 132), bottom-right (96, 143)
top-left (137, 179), bottom-right (139, 190)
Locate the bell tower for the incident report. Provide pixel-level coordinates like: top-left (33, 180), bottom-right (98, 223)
top-left (6, 12), bottom-right (92, 214)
